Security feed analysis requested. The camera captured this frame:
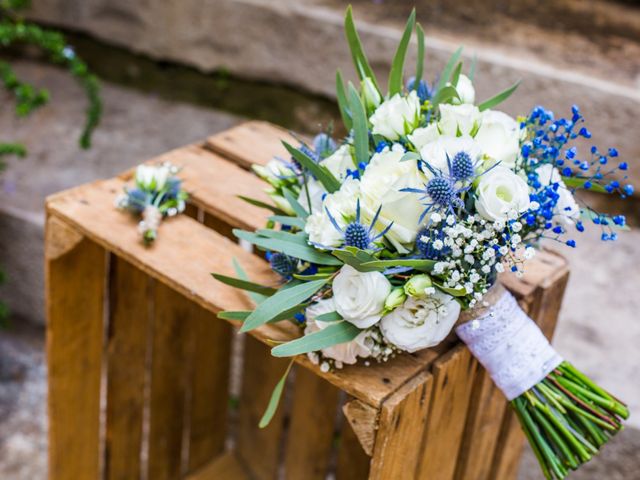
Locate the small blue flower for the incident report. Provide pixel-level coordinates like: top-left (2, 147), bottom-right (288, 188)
top-left (566, 239), bottom-right (576, 248)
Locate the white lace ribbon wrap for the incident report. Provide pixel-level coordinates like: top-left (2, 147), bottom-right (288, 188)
top-left (455, 291), bottom-right (563, 401)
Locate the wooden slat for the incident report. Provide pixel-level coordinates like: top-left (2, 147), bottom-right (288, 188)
top-left (284, 367), bottom-right (340, 480)
top-left (105, 257), bottom-right (150, 480)
top-left (206, 121), bottom-right (298, 169)
top-left (453, 370), bottom-right (507, 480)
top-left (236, 335), bottom-right (289, 480)
top-left (147, 282), bottom-right (191, 480)
top-left (186, 453), bottom-right (250, 480)
top-left (342, 399), bottom-right (377, 456)
top-left (46, 223), bottom-right (106, 480)
top-left (187, 306), bottom-right (233, 473)
top-left (416, 346), bottom-right (477, 480)
top-left (336, 413), bottom-right (372, 480)
top-left (369, 371), bottom-right (434, 480)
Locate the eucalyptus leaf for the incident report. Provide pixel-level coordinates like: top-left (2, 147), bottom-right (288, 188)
top-left (435, 46), bottom-right (463, 93)
top-left (220, 304), bottom-right (307, 325)
top-left (217, 311), bottom-right (251, 321)
top-left (271, 321), bottom-right (361, 357)
top-left (237, 195), bottom-right (285, 215)
top-left (434, 283), bottom-right (467, 297)
top-left (348, 83), bottom-right (370, 167)
top-left (240, 279), bottom-right (328, 332)
top-left (360, 258), bottom-right (436, 272)
top-left (211, 273), bottom-right (278, 297)
top-left (388, 9), bottom-right (416, 96)
top-left (233, 258), bottom-right (267, 304)
top-left (336, 70), bottom-right (353, 130)
top-left (256, 229), bottom-right (309, 246)
top-left (292, 272), bottom-right (335, 281)
top-left (259, 360), bottom-right (294, 428)
top-left (282, 188), bottom-right (309, 218)
top-left (451, 61), bottom-right (463, 87)
top-left (269, 215), bottom-right (306, 229)
top-left (331, 247), bottom-right (379, 272)
top-left (283, 142), bottom-right (341, 193)
top-left (315, 311), bottom-right (343, 322)
top-left (415, 23), bottom-right (425, 87)
top-left (234, 229), bottom-right (342, 266)
top-left (344, 5), bottom-right (380, 93)
top-left (478, 80), bottom-right (521, 111)
top-left (563, 176), bottom-right (607, 194)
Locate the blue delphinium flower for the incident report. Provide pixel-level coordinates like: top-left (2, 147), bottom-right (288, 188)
top-left (325, 199), bottom-right (393, 250)
top-left (406, 76), bottom-right (431, 104)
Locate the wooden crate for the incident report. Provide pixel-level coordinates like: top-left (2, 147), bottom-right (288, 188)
top-left (45, 121), bottom-right (570, 480)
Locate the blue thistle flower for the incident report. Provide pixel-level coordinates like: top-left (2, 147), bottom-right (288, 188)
top-left (325, 200), bottom-right (393, 250)
top-left (269, 252), bottom-right (299, 278)
top-left (451, 151), bottom-right (475, 181)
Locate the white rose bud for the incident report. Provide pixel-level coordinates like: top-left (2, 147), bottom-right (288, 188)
top-left (333, 265), bottom-right (392, 328)
top-left (408, 123), bottom-right (441, 150)
top-left (403, 274), bottom-right (433, 299)
top-left (384, 287), bottom-right (407, 312)
top-left (439, 103), bottom-right (481, 137)
top-left (450, 74), bottom-right (475, 105)
top-left (475, 166), bottom-right (530, 222)
top-left (305, 298), bottom-right (371, 365)
top-left (474, 110), bottom-right (522, 169)
top-left (320, 144), bottom-right (355, 181)
top-left (370, 91), bottom-right (421, 140)
top-left (380, 291), bottom-right (461, 352)
top-left (361, 77), bottom-right (382, 112)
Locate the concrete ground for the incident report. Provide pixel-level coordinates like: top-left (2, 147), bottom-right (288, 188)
top-left (0, 58), bottom-right (639, 478)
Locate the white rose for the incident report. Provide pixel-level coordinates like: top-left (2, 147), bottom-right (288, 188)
top-left (333, 265), bottom-right (392, 328)
top-left (370, 91), bottom-right (421, 140)
top-left (475, 166), bottom-right (531, 222)
top-left (297, 178), bottom-right (326, 214)
top-left (320, 144), bottom-right (355, 181)
top-left (439, 103), bottom-right (481, 137)
top-left (361, 77), bottom-right (382, 111)
top-left (304, 178), bottom-right (360, 247)
top-left (380, 291), bottom-right (460, 352)
top-left (359, 145), bottom-right (428, 252)
top-left (419, 135), bottom-right (481, 176)
top-left (136, 164), bottom-right (170, 190)
top-left (305, 298), bottom-right (371, 365)
top-left (253, 158), bottom-right (296, 187)
top-left (450, 74), bottom-right (475, 105)
top-left (408, 123), bottom-right (440, 150)
top-left (535, 164), bottom-right (580, 227)
top-left (474, 110), bottom-right (521, 169)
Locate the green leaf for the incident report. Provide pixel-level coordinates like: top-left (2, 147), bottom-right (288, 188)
top-left (563, 176), bottom-right (607, 194)
top-left (344, 5), bottom-right (381, 93)
top-left (348, 83), bottom-right (370, 167)
top-left (282, 188), bottom-right (309, 218)
top-left (415, 23), bottom-right (425, 87)
top-left (240, 279), bottom-right (328, 332)
top-left (435, 46), bottom-right (463, 93)
top-left (478, 80), bottom-right (520, 111)
top-left (259, 360), bottom-right (294, 428)
top-left (219, 304), bottom-right (308, 323)
top-left (315, 311), bottom-right (343, 323)
top-left (211, 273), bottom-right (277, 297)
top-left (256, 229), bottom-right (309, 246)
top-left (331, 246), bottom-right (379, 271)
top-left (451, 61), bottom-right (463, 87)
top-left (283, 142), bottom-right (341, 193)
top-left (269, 215), bottom-right (306, 229)
top-left (468, 55), bottom-right (477, 81)
top-left (336, 70), bottom-right (353, 130)
top-left (401, 152), bottom-right (422, 162)
top-left (432, 85), bottom-right (460, 108)
top-left (217, 311), bottom-right (251, 321)
top-left (388, 9), bottom-right (416, 96)
top-left (434, 283), bottom-right (467, 297)
top-left (292, 272), bottom-right (335, 281)
top-left (233, 258), bottom-right (267, 304)
top-left (360, 258), bottom-right (436, 272)
top-left (271, 321), bottom-right (361, 357)
top-left (234, 229), bottom-right (342, 266)
top-left (238, 195), bottom-right (285, 215)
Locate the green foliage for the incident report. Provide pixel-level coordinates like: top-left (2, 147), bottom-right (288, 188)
top-left (388, 9), bottom-right (415, 96)
top-left (259, 360), bottom-right (294, 428)
top-left (347, 83), bottom-right (369, 166)
top-left (271, 321), bottom-right (360, 357)
top-left (478, 80), bottom-right (520, 111)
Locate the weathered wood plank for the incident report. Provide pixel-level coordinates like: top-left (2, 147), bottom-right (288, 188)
top-left (342, 399), bottom-right (377, 456)
top-left (206, 121), bottom-right (298, 169)
top-left (147, 282), bottom-right (191, 480)
top-left (236, 335), bottom-right (289, 480)
top-left (370, 371), bottom-right (434, 480)
top-left (186, 453), bottom-right (250, 480)
top-left (105, 256), bottom-right (150, 480)
top-left (46, 222), bottom-right (106, 480)
top-left (187, 306), bottom-right (233, 473)
top-left (284, 367), bottom-right (340, 480)
top-left (416, 346), bottom-right (477, 480)
top-left (336, 412), bottom-right (372, 480)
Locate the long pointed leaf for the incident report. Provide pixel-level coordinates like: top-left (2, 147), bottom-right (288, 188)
top-left (468, 55), bottom-right (477, 81)
top-left (211, 273), bottom-right (277, 296)
top-left (271, 321), bottom-right (361, 357)
top-left (336, 70), bottom-right (353, 130)
top-left (435, 46), bottom-right (463, 93)
top-left (315, 311), bottom-right (343, 323)
top-left (344, 5), bottom-right (380, 93)
top-left (259, 360), bottom-right (294, 428)
top-left (415, 23), bottom-right (425, 87)
top-left (451, 61), bottom-right (463, 87)
top-left (269, 215), bottom-right (306, 229)
top-left (348, 83), bottom-right (370, 166)
top-left (234, 229), bottom-right (342, 266)
top-left (432, 85), bottom-right (460, 108)
top-left (233, 258), bottom-right (267, 304)
top-left (360, 258), bottom-right (436, 272)
top-left (238, 195), bottom-right (285, 215)
top-left (388, 9), bottom-right (416, 96)
top-left (282, 188), bottom-right (309, 219)
top-left (478, 80), bottom-right (521, 111)
top-left (283, 142), bottom-right (341, 193)
top-left (240, 279), bottom-right (328, 332)
top-left (218, 303), bottom-right (307, 323)
top-left (256, 229), bottom-right (309, 246)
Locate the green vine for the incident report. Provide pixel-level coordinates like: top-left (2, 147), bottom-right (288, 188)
top-left (0, 0), bottom-right (102, 323)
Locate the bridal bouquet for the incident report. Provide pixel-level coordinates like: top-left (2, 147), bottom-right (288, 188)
top-left (214, 7), bottom-right (630, 479)
top-left (116, 163), bottom-right (187, 244)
